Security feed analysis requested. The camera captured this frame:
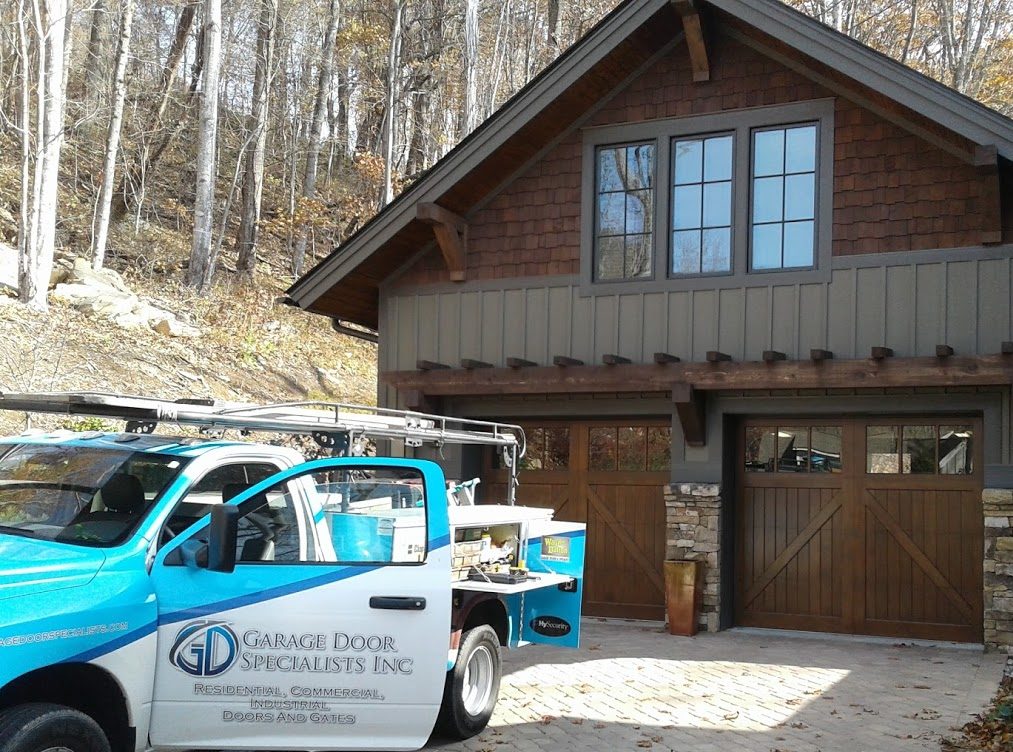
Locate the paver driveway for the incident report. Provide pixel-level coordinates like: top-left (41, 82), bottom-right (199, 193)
top-left (428, 620), bottom-right (1006, 752)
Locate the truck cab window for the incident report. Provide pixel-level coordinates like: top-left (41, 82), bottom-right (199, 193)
top-left (163, 462), bottom-right (279, 540)
top-left (231, 482), bottom-right (304, 563)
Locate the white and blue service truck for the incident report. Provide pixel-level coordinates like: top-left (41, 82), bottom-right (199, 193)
top-left (0, 393), bottom-right (585, 752)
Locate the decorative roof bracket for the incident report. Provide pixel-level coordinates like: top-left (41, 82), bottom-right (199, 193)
top-left (672, 0), bottom-right (710, 82)
top-left (417, 202), bottom-right (467, 282)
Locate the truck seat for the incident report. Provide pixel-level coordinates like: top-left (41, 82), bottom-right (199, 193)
top-left (222, 483), bottom-right (278, 562)
top-left (56, 473), bottom-right (146, 543)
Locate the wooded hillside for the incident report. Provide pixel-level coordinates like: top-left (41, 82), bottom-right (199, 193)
top-left (0, 0), bottom-right (1008, 416)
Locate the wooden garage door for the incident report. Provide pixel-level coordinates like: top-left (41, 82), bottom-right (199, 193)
top-left (486, 421), bottom-right (670, 620)
top-left (737, 417), bottom-right (983, 642)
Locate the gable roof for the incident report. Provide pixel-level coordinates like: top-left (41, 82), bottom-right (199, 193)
top-left (287, 0), bottom-right (1013, 330)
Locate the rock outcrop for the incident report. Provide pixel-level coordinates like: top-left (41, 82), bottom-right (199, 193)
top-left (51, 258), bottom-right (199, 338)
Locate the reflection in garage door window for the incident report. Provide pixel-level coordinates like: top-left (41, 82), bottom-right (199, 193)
top-left (589, 427), bottom-right (617, 471)
top-left (866, 426), bottom-right (900, 473)
top-left (809, 427), bottom-right (842, 472)
top-left (618, 427), bottom-right (647, 470)
top-left (518, 427), bottom-right (569, 471)
top-left (902, 426), bottom-right (935, 473)
top-left (868, 424), bottom-right (974, 474)
top-left (590, 426), bottom-right (671, 472)
top-left (647, 428), bottom-right (671, 471)
top-left (745, 425), bottom-right (842, 472)
top-left (939, 426), bottom-right (973, 474)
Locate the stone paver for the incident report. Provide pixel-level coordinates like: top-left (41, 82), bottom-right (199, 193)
top-left (428, 620), bottom-right (1006, 752)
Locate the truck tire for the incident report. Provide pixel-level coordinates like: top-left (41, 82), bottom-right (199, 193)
top-left (436, 625), bottom-right (502, 739)
top-left (0, 704), bottom-right (110, 752)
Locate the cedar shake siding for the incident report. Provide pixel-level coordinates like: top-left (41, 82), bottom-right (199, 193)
top-left (393, 28), bottom-right (997, 289)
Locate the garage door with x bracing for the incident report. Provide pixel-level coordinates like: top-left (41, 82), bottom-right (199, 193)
top-left (486, 422), bottom-right (671, 620)
top-left (737, 418), bottom-right (982, 642)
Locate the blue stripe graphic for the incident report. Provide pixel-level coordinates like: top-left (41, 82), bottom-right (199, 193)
top-left (158, 564), bottom-right (381, 625)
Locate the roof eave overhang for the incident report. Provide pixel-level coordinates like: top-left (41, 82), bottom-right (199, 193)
top-left (710, 0), bottom-right (1013, 160)
top-left (285, 0), bottom-right (672, 314)
top-left (288, 0), bottom-right (1013, 323)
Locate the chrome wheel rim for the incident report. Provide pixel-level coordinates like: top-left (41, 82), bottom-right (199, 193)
top-left (462, 644), bottom-right (495, 716)
top-left (40, 747), bottom-right (75, 752)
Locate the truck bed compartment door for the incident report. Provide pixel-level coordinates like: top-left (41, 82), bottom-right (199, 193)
top-left (505, 520), bottom-right (585, 649)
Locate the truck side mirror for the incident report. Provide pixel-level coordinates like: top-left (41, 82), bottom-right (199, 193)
top-left (208, 505), bottom-right (239, 574)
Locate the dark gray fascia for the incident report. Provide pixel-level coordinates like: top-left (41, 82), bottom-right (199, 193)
top-left (708, 0), bottom-right (1013, 159)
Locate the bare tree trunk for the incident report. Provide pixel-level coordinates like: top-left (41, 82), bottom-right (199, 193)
top-left (19, 0), bottom-right (69, 311)
top-left (235, 0), bottom-right (278, 279)
top-left (900, 0), bottom-right (919, 64)
top-left (291, 0), bottom-right (339, 277)
top-left (547, 0), bottom-right (560, 49)
top-left (381, 0), bottom-right (403, 207)
top-left (16, 0), bottom-right (32, 297)
top-left (83, 0), bottom-right (105, 108)
top-left (185, 0), bottom-right (221, 292)
top-left (91, 0), bottom-right (134, 270)
top-left (111, 0), bottom-right (197, 220)
top-left (462, 0), bottom-right (479, 135)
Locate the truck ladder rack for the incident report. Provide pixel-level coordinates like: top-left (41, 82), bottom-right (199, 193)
top-left (0, 391), bottom-right (524, 452)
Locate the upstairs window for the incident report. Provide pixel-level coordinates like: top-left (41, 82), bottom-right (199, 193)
top-left (581, 101), bottom-right (832, 292)
top-left (594, 143), bottom-right (655, 281)
top-left (671, 134), bottom-right (733, 275)
top-left (751, 124), bottom-right (817, 270)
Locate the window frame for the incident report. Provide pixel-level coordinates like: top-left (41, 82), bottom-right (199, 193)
top-left (580, 99), bottom-right (835, 296)
top-left (670, 131), bottom-right (736, 279)
top-left (592, 141), bottom-right (657, 282)
top-left (749, 122), bottom-right (820, 272)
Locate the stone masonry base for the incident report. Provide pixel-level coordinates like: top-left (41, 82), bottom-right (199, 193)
top-left (984, 488), bottom-right (1013, 652)
top-left (664, 483), bottom-right (721, 632)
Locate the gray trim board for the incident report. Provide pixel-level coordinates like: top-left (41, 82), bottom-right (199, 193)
top-left (985, 465), bottom-right (1013, 489)
top-left (580, 100), bottom-right (835, 296)
top-left (379, 244), bottom-right (1013, 298)
top-left (831, 244), bottom-right (1013, 270)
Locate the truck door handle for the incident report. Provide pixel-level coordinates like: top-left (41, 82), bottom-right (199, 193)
top-left (369, 596), bottom-right (427, 611)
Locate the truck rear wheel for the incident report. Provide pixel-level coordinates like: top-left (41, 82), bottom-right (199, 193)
top-left (0, 704), bottom-right (110, 752)
top-left (436, 625), bottom-right (502, 739)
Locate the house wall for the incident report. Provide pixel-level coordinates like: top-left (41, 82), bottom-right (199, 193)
top-left (392, 28), bottom-right (998, 288)
top-left (379, 247), bottom-right (1013, 375)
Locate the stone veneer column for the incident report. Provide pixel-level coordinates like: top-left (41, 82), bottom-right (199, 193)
top-left (664, 483), bottom-right (721, 632)
top-left (984, 488), bottom-right (1013, 652)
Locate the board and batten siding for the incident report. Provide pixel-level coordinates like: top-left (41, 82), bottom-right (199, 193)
top-left (379, 247), bottom-right (1013, 375)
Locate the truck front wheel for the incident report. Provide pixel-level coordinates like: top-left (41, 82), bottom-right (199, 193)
top-left (0, 704), bottom-right (110, 752)
top-left (436, 625), bottom-right (502, 739)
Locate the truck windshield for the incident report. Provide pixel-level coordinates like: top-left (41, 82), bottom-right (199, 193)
top-left (0, 443), bottom-right (189, 547)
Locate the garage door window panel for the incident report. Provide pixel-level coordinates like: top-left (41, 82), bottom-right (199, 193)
top-left (866, 424), bottom-right (975, 475)
top-left (745, 426), bottom-right (841, 473)
top-left (516, 427), bottom-right (569, 472)
top-left (647, 427), bottom-right (672, 471)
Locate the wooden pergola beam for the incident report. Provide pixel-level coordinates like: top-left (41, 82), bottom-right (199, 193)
top-left (384, 355), bottom-right (1013, 395)
top-left (671, 0), bottom-right (710, 82)
top-left (416, 202), bottom-right (467, 282)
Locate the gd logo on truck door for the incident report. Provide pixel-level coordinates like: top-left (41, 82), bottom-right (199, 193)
top-left (170, 620), bottom-right (240, 677)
